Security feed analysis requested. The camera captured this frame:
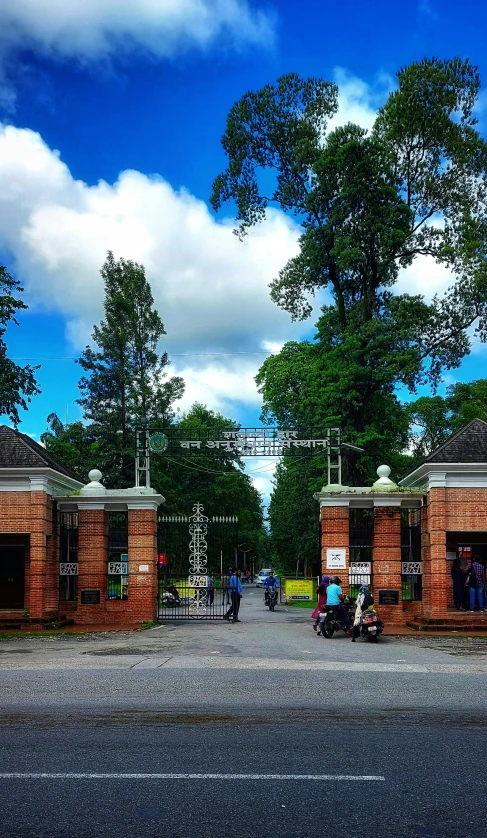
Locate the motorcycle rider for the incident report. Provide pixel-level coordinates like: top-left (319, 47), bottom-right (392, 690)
top-left (263, 571), bottom-right (279, 606)
top-left (324, 575), bottom-right (351, 633)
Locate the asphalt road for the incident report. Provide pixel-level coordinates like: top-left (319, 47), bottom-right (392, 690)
top-left (1, 588), bottom-right (487, 838)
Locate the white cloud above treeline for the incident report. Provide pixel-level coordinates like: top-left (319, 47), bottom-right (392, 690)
top-left (0, 122), bottom-right (301, 416)
top-left (0, 0), bottom-right (274, 61)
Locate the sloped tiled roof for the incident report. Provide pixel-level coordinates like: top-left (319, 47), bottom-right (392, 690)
top-left (423, 418), bottom-right (487, 464)
top-left (0, 425), bottom-right (81, 481)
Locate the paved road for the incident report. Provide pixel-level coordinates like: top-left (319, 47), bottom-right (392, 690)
top-left (1, 587), bottom-right (487, 837)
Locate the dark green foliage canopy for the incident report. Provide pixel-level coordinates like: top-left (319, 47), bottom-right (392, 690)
top-left (0, 266), bottom-right (40, 425)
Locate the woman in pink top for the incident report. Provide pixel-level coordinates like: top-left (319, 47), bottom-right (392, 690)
top-left (312, 575), bottom-right (330, 631)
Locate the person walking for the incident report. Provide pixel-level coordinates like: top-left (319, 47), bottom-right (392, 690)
top-left (451, 557), bottom-right (465, 610)
top-left (468, 555), bottom-right (485, 612)
top-left (224, 567), bottom-right (242, 622)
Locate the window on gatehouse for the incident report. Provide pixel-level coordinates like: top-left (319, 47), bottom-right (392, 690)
top-left (349, 509), bottom-right (374, 597)
top-left (107, 511), bottom-right (129, 600)
top-left (401, 508), bottom-right (423, 601)
top-left (59, 511), bottom-right (79, 601)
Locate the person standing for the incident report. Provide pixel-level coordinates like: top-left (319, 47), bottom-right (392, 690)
top-left (206, 575), bottom-right (215, 607)
top-left (468, 555), bottom-right (485, 612)
top-left (451, 557), bottom-right (465, 610)
top-left (224, 567), bottom-right (242, 622)
top-left (221, 570), bottom-right (230, 606)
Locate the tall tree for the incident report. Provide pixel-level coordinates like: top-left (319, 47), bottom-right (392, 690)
top-left (0, 265), bottom-right (40, 424)
top-left (212, 59), bottom-right (487, 470)
top-left (77, 252), bottom-right (184, 486)
top-left (211, 59), bottom-right (487, 556)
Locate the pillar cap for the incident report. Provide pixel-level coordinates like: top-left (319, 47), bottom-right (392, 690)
top-left (372, 465), bottom-right (399, 491)
top-left (80, 469), bottom-right (106, 496)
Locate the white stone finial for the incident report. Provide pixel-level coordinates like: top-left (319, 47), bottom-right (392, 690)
top-left (80, 468), bottom-right (106, 496)
top-left (373, 464), bottom-right (398, 490)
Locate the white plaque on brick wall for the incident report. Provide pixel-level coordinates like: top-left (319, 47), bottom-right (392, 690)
top-left (59, 563), bottom-right (78, 576)
top-left (402, 562), bottom-right (423, 575)
top-left (138, 564), bottom-right (149, 572)
top-left (108, 561), bottom-right (128, 575)
top-left (326, 548), bottom-right (346, 570)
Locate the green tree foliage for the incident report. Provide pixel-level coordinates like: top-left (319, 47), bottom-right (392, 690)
top-left (212, 58), bottom-right (487, 565)
top-left (77, 252), bottom-right (184, 486)
top-left (0, 266), bottom-right (40, 424)
top-left (407, 380), bottom-right (487, 458)
top-left (40, 413), bottom-right (100, 482)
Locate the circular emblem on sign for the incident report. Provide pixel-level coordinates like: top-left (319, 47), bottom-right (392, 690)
top-left (149, 433), bottom-right (168, 453)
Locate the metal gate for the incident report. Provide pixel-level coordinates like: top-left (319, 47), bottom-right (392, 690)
top-left (157, 502), bottom-right (239, 620)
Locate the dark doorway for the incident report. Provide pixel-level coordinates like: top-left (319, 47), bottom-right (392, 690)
top-left (0, 546), bottom-right (25, 609)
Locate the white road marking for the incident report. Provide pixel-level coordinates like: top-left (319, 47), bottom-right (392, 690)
top-left (0, 773), bottom-right (385, 781)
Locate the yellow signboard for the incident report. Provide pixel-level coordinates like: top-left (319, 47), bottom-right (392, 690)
top-left (283, 578), bottom-right (314, 601)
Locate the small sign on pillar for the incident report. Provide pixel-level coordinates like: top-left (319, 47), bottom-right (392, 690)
top-left (326, 548), bottom-right (346, 570)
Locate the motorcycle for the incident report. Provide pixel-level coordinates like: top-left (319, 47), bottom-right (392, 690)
top-left (353, 608), bottom-right (384, 642)
top-left (266, 588), bottom-right (278, 611)
top-left (161, 584), bottom-right (181, 607)
top-left (318, 596), bottom-right (354, 638)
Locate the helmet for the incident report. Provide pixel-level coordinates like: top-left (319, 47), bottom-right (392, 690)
top-left (330, 575), bottom-right (340, 584)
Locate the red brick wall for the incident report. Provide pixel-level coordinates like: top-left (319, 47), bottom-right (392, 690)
top-left (74, 506), bottom-right (158, 626)
top-left (320, 506), bottom-right (349, 589)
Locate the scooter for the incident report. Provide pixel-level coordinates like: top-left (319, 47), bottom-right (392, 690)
top-left (353, 609), bottom-right (384, 642)
top-left (318, 596), bottom-right (353, 638)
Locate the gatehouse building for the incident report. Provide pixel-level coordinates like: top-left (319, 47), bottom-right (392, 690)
top-left (2, 419), bottom-right (487, 629)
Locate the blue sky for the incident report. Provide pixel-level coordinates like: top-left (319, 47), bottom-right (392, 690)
top-left (1, 0), bottom-right (487, 485)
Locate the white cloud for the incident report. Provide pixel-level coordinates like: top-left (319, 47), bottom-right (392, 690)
top-left (328, 67), bottom-right (394, 134)
top-left (174, 359), bottom-right (264, 415)
top-left (396, 255), bottom-right (453, 300)
top-left (0, 0), bottom-right (274, 65)
top-left (0, 122), bottom-right (301, 415)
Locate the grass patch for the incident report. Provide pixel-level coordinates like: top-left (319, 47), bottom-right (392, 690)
top-left (137, 621), bottom-right (158, 631)
top-left (284, 598), bottom-right (317, 609)
top-left (0, 631), bottom-right (88, 640)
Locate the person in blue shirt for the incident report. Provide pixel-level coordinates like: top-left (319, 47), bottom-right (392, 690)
top-left (263, 571), bottom-right (279, 605)
top-left (224, 567), bottom-right (242, 622)
top-left (325, 576), bottom-right (351, 631)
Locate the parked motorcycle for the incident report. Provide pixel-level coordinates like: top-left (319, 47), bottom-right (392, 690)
top-left (318, 596), bottom-right (354, 638)
top-left (161, 584), bottom-right (181, 607)
top-left (353, 608), bottom-right (384, 642)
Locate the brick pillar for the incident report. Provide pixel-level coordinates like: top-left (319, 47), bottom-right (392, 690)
top-left (320, 503), bottom-right (349, 590)
top-left (28, 492), bottom-right (53, 619)
top-left (76, 507), bottom-right (107, 624)
top-left (372, 505), bottom-right (402, 625)
top-left (424, 488), bottom-right (447, 616)
top-left (127, 507), bottom-right (158, 624)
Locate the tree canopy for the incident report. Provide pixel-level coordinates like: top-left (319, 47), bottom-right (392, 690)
top-left (77, 252), bottom-right (184, 486)
top-left (212, 57), bottom-right (487, 568)
top-left (0, 265), bottom-right (40, 425)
